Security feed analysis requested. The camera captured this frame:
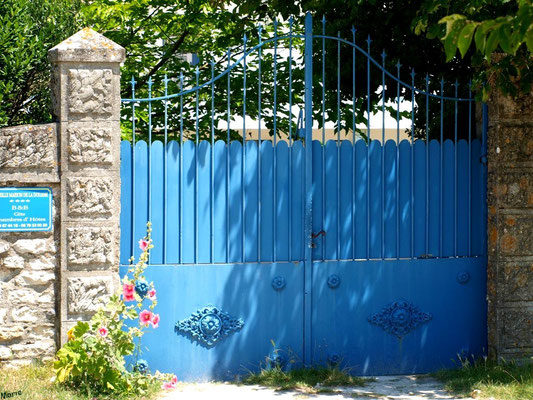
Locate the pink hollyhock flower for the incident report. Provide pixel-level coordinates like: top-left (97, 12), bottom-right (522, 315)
top-left (148, 289), bottom-right (157, 300)
top-left (162, 381), bottom-right (174, 390)
top-left (151, 314), bottom-right (160, 328)
top-left (98, 327), bottom-right (108, 337)
top-left (139, 239), bottom-right (149, 251)
top-left (161, 375), bottom-right (178, 389)
top-left (123, 282), bottom-right (134, 295)
top-left (123, 292), bottom-right (135, 302)
top-left (139, 310), bottom-right (153, 326)
top-left (123, 282), bottom-right (135, 301)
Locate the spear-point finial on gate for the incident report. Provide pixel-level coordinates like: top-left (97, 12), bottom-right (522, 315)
top-left (289, 15), bottom-right (294, 26)
top-left (179, 71), bottom-right (184, 91)
top-left (425, 74), bottom-right (430, 85)
top-left (130, 75), bottom-right (136, 98)
top-left (273, 18), bottom-right (279, 31)
top-left (243, 33), bottom-right (248, 46)
top-left (257, 24), bottom-right (263, 42)
top-left (351, 26), bottom-right (357, 37)
top-left (396, 61), bottom-right (402, 72)
top-left (468, 79), bottom-right (472, 90)
top-left (147, 76), bottom-right (153, 95)
top-left (321, 15), bottom-right (326, 25)
top-left (410, 68), bottom-right (415, 81)
top-left (366, 35), bottom-right (372, 51)
top-left (195, 65), bottom-right (200, 76)
top-left (454, 79), bottom-right (459, 88)
top-left (381, 50), bottom-right (387, 62)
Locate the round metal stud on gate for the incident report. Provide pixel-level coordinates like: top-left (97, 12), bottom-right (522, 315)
top-left (268, 352), bottom-right (286, 369)
top-left (327, 274), bottom-right (340, 289)
top-left (327, 353), bottom-right (341, 365)
top-left (272, 276), bottom-right (286, 291)
top-left (456, 271), bottom-right (470, 284)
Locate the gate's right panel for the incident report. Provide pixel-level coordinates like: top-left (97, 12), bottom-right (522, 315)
top-left (310, 134), bottom-right (487, 374)
top-left (311, 258), bottom-right (487, 375)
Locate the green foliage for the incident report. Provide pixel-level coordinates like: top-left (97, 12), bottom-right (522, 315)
top-left (0, 0), bottom-right (82, 127)
top-left (439, 1), bottom-right (533, 61)
top-left (0, 361), bottom-right (162, 400)
top-left (433, 356), bottom-right (533, 400)
top-left (414, 0), bottom-right (533, 98)
top-left (54, 223), bottom-right (174, 397)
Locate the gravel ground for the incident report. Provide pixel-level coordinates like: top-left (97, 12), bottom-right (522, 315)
top-left (159, 375), bottom-right (473, 400)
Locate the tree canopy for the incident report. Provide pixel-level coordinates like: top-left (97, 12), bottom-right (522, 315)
top-left (0, 0), bottom-right (530, 130)
top-left (0, 0), bottom-right (82, 127)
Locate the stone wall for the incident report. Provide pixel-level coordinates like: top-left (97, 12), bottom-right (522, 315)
top-left (0, 124), bottom-right (60, 366)
top-left (487, 86), bottom-right (533, 360)
top-left (0, 28), bottom-right (124, 367)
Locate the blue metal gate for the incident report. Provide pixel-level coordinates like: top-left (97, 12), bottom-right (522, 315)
top-left (119, 13), bottom-right (488, 381)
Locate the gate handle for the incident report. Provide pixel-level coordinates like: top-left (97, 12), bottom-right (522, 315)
top-left (311, 230), bottom-right (326, 239)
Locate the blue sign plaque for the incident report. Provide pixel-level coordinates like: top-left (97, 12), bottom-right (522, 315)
top-left (0, 188), bottom-right (52, 232)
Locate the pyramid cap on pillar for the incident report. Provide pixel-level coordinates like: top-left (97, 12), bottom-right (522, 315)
top-left (48, 28), bottom-right (125, 64)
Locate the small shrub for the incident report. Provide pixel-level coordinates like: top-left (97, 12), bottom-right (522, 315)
top-left (54, 222), bottom-right (176, 397)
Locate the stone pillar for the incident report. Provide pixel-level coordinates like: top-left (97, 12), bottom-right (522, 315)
top-left (486, 85), bottom-right (533, 360)
top-left (48, 28), bottom-right (125, 345)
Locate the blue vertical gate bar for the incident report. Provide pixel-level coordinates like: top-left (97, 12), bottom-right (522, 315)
top-left (396, 63), bottom-right (400, 260)
top-left (194, 68), bottom-right (200, 264)
top-left (257, 25), bottom-right (262, 263)
top-left (273, 21), bottom-right (279, 262)
top-left (210, 61), bottom-right (215, 263)
top-left (425, 75), bottom-right (429, 256)
top-left (288, 17), bottom-right (293, 262)
top-left (321, 16), bottom-right (326, 261)
top-left (337, 31), bottom-right (341, 261)
top-left (439, 79), bottom-right (444, 257)
top-left (410, 69), bottom-right (415, 258)
top-left (163, 75), bottom-right (168, 263)
top-left (303, 12), bottom-right (313, 366)
top-left (468, 82), bottom-right (472, 257)
top-left (454, 81), bottom-right (459, 257)
top-left (366, 35), bottom-right (371, 260)
top-left (226, 52), bottom-right (231, 263)
top-left (129, 77), bottom-right (136, 260)
top-left (179, 73), bottom-right (184, 264)
top-left (242, 34), bottom-right (247, 263)
top-left (381, 50), bottom-right (386, 259)
top-left (352, 26), bottom-right (356, 260)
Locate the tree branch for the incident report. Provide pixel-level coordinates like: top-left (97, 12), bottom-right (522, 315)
top-left (136, 29), bottom-right (190, 88)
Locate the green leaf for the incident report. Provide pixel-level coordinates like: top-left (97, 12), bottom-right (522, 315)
top-left (457, 22), bottom-right (478, 57)
top-left (439, 14), bottom-right (466, 35)
top-left (485, 29), bottom-right (500, 58)
top-left (444, 19), bottom-right (467, 61)
top-left (526, 28), bottom-right (533, 52)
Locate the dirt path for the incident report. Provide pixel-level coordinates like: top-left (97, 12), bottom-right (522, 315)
top-left (159, 375), bottom-right (473, 400)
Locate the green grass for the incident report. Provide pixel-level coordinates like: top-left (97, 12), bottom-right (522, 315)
top-left (0, 361), bottom-right (162, 400)
top-left (433, 358), bottom-right (533, 400)
top-left (242, 366), bottom-right (370, 392)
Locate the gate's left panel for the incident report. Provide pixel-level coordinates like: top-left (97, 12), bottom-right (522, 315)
top-left (119, 140), bottom-right (304, 381)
